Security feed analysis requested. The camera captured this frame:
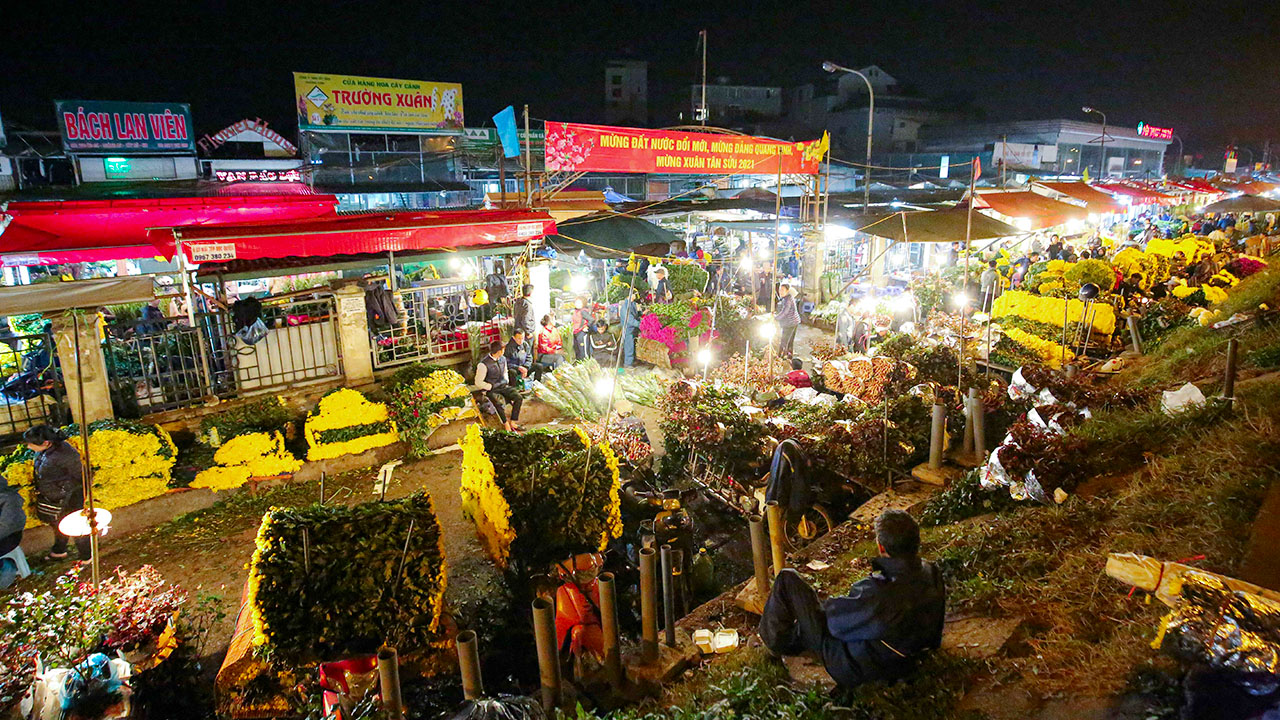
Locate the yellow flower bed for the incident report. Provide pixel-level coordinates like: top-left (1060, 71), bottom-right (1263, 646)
top-left (192, 431), bottom-right (301, 491)
top-left (1146, 235), bottom-right (1214, 263)
top-left (459, 424), bottom-right (515, 566)
top-left (993, 290), bottom-right (1117, 336)
top-left (1003, 326), bottom-right (1076, 369)
top-left (304, 388), bottom-right (399, 461)
top-left (2, 421), bottom-right (177, 526)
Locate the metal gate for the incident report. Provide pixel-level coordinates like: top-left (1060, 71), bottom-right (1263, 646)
top-left (0, 330), bottom-right (67, 445)
top-left (370, 282), bottom-right (509, 369)
top-left (104, 293), bottom-right (343, 417)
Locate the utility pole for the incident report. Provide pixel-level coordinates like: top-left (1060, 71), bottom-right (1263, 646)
top-left (1001, 135), bottom-right (1007, 189)
top-left (699, 30), bottom-right (708, 126)
top-left (523, 104), bottom-right (532, 207)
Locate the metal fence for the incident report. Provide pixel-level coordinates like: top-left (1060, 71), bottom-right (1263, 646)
top-left (104, 293), bottom-right (343, 417)
top-left (370, 281), bottom-right (510, 369)
top-left (0, 330), bottom-right (67, 445)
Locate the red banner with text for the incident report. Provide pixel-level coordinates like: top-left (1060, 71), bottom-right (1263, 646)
top-left (544, 122), bottom-right (826, 175)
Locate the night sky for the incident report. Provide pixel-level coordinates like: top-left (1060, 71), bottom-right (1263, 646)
top-left (1, 1), bottom-right (1276, 162)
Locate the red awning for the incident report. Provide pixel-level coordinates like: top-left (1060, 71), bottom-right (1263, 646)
top-left (155, 209), bottom-right (558, 265)
top-left (1181, 179), bottom-right (1224, 194)
top-left (973, 191), bottom-right (1088, 230)
top-left (1, 195), bottom-right (338, 267)
top-left (1032, 182), bottom-right (1125, 215)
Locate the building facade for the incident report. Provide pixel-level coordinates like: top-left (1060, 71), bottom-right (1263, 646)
top-left (605, 60), bottom-right (648, 126)
top-left (919, 119), bottom-right (1170, 178)
top-left (690, 80), bottom-right (783, 126)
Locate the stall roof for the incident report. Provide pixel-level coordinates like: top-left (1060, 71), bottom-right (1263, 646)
top-left (153, 209), bottom-right (557, 266)
top-left (485, 190), bottom-right (609, 221)
top-left (1178, 178), bottom-right (1224, 194)
top-left (0, 276), bottom-right (155, 315)
top-left (1095, 183), bottom-right (1177, 205)
top-left (1234, 180), bottom-right (1280, 196)
top-left (973, 190), bottom-right (1089, 230)
top-left (834, 206), bottom-right (1022, 243)
top-left (1032, 182), bottom-right (1125, 215)
top-left (1201, 195), bottom-right (1280, 214)
top-left (0, 195), bottom-right (338, 267)
top-left (547, 213), bottom-right (683, 259)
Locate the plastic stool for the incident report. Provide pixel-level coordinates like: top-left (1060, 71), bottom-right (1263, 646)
top-left (0, 546), bottom-right (30, 580)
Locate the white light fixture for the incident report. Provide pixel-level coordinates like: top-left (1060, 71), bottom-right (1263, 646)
top-left (758, 321), bottom-right (777, 340)
top-left (593, 376), bottom-right (615, 399)
top-left (739, 256), bottom-right (754, 272)
top-left (755, 247), bottom-right (770, 261)
top-left (696, 348), bottom-right (713, 366)
top-left (952, 292), bottom-right (970, 309)
top-left (779, 223), bottom-right (792, 233)
top-left (448, 257), bottom-right (462, 270)
top-left (58, 508), bottom-right (113, 538)
top-left (891, 292), bottom-right (916, 313)
top-left (856, 296), bottom-right (878, 314)
top-left (569, 275), bottom-right (589, 294)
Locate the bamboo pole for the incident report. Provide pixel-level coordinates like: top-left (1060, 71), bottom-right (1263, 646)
top-left (660, 544), bottom-right (677, 647)
top-left (532, 597), bottom-right (561, 712)
top-left (972, 392), bottom-right (987, 458)
top-left (456, 630), bottom-right (483, 701)
top-left (377, 646), bottom-right (404, 720)
top-left (1224, 338), bottom-right (1239, 402)
top-left (599, 572), bottom-right (624, 690)
top-left (928, 403), bottom-right (946, 469)
top-left (639, 547), bottom-right (658, 662)
top-left (748, 514), bottom-right (770, 599)
top-left (765, 501), bottom-right (787, 576)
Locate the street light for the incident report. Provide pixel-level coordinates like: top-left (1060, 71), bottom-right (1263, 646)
top-left (823, 61), bottom-right (875, 212)
top-left (1082, 106), bottom-right (1107, 178)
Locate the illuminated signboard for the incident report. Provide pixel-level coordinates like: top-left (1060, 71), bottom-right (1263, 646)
top-left (1136, 122), bottom-right (1173, 140)
top-left (213, 169), bottom-right (303, 183)
top-left (103, 157), bottom-right (132, 176)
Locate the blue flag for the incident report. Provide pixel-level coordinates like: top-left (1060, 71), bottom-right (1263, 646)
top-left (493, 105), bottom-right (519, 159)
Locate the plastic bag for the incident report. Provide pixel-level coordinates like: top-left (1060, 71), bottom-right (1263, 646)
top-left (979, 445), bottom-right (1009, 490)
top-left (1161, 382), bottom-right (1206, 415)
top-left (235, 318), bottom-right (269, 345)
top-left (787, 387), bottom-right (819, 403)
top-left (447, 696), bottom-right (547, 720)
top-left (1009, 367), bottom-right (1036, 400)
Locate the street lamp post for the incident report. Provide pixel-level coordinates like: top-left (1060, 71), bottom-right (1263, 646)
top-left (1168, 133), bottom-right (1183, 177)
top-left (1082, 106), bottom-right (1107, 178)
top-left (823, 61), bottom-right (874, 211)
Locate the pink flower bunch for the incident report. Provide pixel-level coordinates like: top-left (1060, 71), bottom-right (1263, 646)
top-left (687, 310), bottom-right (704, 329)
top-left (639, 313), bottom-right (681, 349)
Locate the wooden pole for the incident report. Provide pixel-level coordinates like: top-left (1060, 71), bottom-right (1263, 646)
top-left (972, 391), bottom-right (986, 458)
top-left (456, 630), bottom-right (484, 701)
top-left (1127, 315), bottom-right (1144, 354)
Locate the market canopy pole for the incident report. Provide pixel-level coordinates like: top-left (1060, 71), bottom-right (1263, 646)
top-left (960, 158), bottom-right (977, 390)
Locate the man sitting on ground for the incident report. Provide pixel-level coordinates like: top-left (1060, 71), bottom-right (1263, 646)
top-left (758, 509), bottom-right (946, 689)
top-left (504, 329), bottom-right (533, 388)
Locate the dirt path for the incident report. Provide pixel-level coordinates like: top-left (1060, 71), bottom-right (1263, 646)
top-left (1241, 478), bottom-right (1280, 591)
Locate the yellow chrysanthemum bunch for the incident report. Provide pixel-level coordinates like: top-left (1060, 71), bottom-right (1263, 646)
top-left (1146, 235), bottom-right (1214, 263)
top-left (458, 424), bottom-right (514, 567)
top-left (66, 424), bottom-right (177, 510)
top-left (247, 511), bottom-right (275, 646)
top-left (192, 431), bottom-right (301, 491)
top-left (992, 290), bottom-right (1117, 335)
top-left (305, 388), bottom-right (399, 461)
top-left (1003, 326), bottom-right (1076, 369)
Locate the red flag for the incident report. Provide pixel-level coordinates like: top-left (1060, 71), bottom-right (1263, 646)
top-left (972, 157), bottom-right (982, 180)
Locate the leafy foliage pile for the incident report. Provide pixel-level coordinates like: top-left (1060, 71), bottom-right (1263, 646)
top-left (658, 383), bottom-right (767, 478)
top-left (249, 494), bottom-right (447, 663)
top-left (460, 426), bottom-right (622, 576)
